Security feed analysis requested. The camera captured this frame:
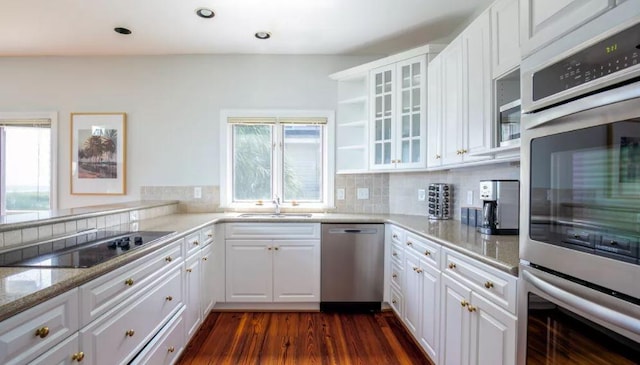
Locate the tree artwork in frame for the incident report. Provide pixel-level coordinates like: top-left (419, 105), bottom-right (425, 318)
top-left (70, 113), bottom-right (126, 195)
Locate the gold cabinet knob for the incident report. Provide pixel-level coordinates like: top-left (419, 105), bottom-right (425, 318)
top-left (71, 352), bottom-right (85, 362)
top-left (462, 149), bottom-right (468, 154)
top-left (125, 329), bottom-right (135, 337)
top-left (435, 154), bottom-right (441, 159)
top-left (406, 241), bottom-right (413, 246)
top-left (193, 240), bottom-right (199, 246)
top-left (274, 247), bottom-right (279, 251)
top-left (448, 262), bottom-right (456, 269)
top-left (35, 326), bottom-right (50, 338)
top-left (468, 305), bottom-right (477, 312)
top-left (165, 296), bottom-right (173, 301)
top-left (460, 300), bottom-right (469, 307)
top-left (267, 247), bottom-right (272, 251)
top-left (392, 234), bottom-right (398, 239)
top-left (208, 233), bottom-right (213, 238)
top-left (186, 268), bottom-right (192, 273)
top-left (456, 150), bottom-right (462, 155)
top-left (165, 256), bottom-right (173, 262)
top-left (484, 281), bottom-right (494, 289)
top-left (202, 256), bottom-right (208, 261)
top-left (413, 267), bottom-right (418, 272)
top-left (392, 274), bottom-right (398, 278)
top-left (392, 299), bottom-right (397, 304)
top-left (416, 268), bottom-right (423, 274)
top-left (168, 346), bottom-right (175, 353)
top-left (392, 252), bottom-right (398, 257)
top-left (124, 278), bottom-right (134, 286)
top-left (424, 250), bottom-right (431, 256)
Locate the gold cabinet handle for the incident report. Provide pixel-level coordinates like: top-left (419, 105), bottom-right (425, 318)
top-left (124, 278), bottom-right (134, 286)
top-left (168, 346), bottom-right (175, 353)
top-left (165, 296), bottom-right (173, 301)
top-left (125, 329), bottom-right (135, 337)
top-left (448, 262), bottom-right (456, 269)
top-left (165, 256), bottom-right (173, 262)
top-left (71, 352), bottom-right (85, 362)
top-left (202, 256), bottom-right (208, 261)
top-left (392, 274), bottom-right (398, 278)
top-left (468, 305), bottom-right (477, 312)
top-left (424, 250), bottom-right (431, 256)
top-left (186, 268), bottom-right (192, 273)
top-left (34, 326), bottom-right (50, 338)
top-left (460, 300), bottom-right (469, 307)
top-left (193, 240), bottom-right (199, 246)
top-left (484, 281), bottom-right (494, 289)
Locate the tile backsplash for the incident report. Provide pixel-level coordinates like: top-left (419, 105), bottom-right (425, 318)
top-left (141, 186), bottom-right (220, 213)
top-left (334, 174), bottom-right (389, 214)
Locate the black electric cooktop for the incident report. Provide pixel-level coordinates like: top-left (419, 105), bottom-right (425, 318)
top-left (0, 230), bottom-right (175, 268)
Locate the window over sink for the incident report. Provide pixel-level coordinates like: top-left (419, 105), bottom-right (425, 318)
top-left (220, 110), bottom-right (335, 209)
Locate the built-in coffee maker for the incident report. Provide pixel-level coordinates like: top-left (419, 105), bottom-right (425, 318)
top-left (479, 180), bottom-right (519, 235)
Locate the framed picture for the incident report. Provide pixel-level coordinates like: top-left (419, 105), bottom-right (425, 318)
top-left (70, 113), bottom-right (126, 195)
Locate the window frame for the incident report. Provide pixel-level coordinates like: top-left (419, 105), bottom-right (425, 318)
top-left (0, 111), bottom-right (58, 213)
top-left (220, 109), bottom-right (335, 210)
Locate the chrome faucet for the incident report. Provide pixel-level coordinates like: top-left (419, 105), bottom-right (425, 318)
top-left (273, 195), bottom-right (281, 214)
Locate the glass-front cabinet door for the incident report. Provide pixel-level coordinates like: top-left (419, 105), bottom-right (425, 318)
top-left (396, 56), bottom-right (426, 169)
top-left (370, 64), bottom-right (395, 169)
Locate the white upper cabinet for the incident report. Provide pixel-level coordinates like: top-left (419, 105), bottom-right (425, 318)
top-left (370, 64), bottom-right (396, 169)
top-left (491, 0), bottom-right (521, 78)
top-left (440, 37), bottom-right (464, 166)
top-left (519, 0), bottom-right (615, 57)
top-left (427, 56), bottom-right (443, 168)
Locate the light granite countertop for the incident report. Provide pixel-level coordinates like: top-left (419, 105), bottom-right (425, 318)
top-left (0, 212), bottom-right (519, 322)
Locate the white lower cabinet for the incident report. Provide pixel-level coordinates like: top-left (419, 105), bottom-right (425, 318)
top-left (226, 240), bottom-right (274, 302)
top-left (403, 250), bottom-right (422, 336)
top-left (130, 306), bottom-right (186, 365)
top-left (184, 250), bottom-right (202, 338)
top-left (440, 273), bottom-right (472, 365)
top-left (30, 333), bottom-right (80, 365)
top-left (419, 261), bottom-right (440, 361)
top-left (272, 241), bottom-right (320, 302)
top-left (200, 242), bottom-right (215, 317)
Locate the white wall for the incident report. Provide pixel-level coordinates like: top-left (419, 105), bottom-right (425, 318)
top-left (0, 54), bottom-right (376, 209)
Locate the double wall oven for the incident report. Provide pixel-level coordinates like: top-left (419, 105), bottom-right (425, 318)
top-left (519, 5), bottom-right (640, 365)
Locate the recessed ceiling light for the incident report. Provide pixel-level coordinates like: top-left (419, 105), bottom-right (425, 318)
top-left (255, 31), bottom-right (271, 40)
top-left (196, 8), bottom-right (215, 19)
top-left (114, 27), bottom-right (132, 35)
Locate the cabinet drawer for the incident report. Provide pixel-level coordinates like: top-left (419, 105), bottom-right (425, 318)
top-left (201, 225), bottom-right (215, 246)
top-left (405, 232), bottom-right (440, 268)
top-left (225, 223), bottom-right (320, 239)
top-left (80, 267), bottom-right (183, 365)
top-left (185, 231), bottom-right (202, 257)
top-left (79, 239), bottom-right (182, 326)
top-left (0, 289), bottom-right (79, 365)
top-left (390, 286), bottom-right (403, 317)
top-left (390, 262), bottom-right (403, 291)
top-left (130, 307), bottom-right (185, 365)
top-left (389, 225), bottom-right (405, 245)
top-left (390, 243), bottom-right (404, 266)
top-left (442, 248), bottom-right (517, 313)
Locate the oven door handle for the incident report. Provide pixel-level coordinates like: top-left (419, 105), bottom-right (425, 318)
top-left (523, 270), bottom-right (640, 336)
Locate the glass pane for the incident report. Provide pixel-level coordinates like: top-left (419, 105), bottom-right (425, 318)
top-left (402, 115), bottom-right (410, 138)
top-left (402, 66), bottom-right (410, 88)
top-left (384, 118), bottom-right (392, 140)
top-left (375, 119), bottom-right (382, 141)
top-left (402, 140), bottom-right (410, 163)
top-left (375, 72), bottom-right (382, 87)
top-left (412, 88), bottom-right (420, 110)
top-left (283, 125), bottom-right (322, 201)
top-left (233, 124), bottom-right (272, 201)
top-left (375, 96), bottom-right (382, 116)
top-left (412, 139), bottom-right (420, 162)
top-left (412, 63), bottom-right (421, 86)
top-left (402, 90), bottom-right (410, 113)
top-left (375, 143), bottom-right (382, 164)
top-left (3, 126), bottom-right (51, 211)
top-left (412, 113), bottom-right (420, 137)
top-left (383, 142), bottom-right (391, 164)
top-left (384, 94), bottom-right (392, 115)
top-left (384, 70), bottom-right (392, 92)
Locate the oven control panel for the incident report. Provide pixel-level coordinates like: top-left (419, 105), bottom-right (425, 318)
top-left (533, 22), bottom-right (640, 101)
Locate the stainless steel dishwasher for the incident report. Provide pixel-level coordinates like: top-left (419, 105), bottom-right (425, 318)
top-left (321, 223), bottom-right (384, 312)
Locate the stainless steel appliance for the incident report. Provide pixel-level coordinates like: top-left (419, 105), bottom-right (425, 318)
top-left (320, 224), bottom-right (384, 312)
top-left (0, 229), bottom-right (175, 268)
top-left (427, 183), bottom-right (451, 220)
top-left (498, 99), bottom-right (521, 147)
top-left (520, 8), bottom-right (640, 364)
top-left (479, 180), bottom-right (519, 235)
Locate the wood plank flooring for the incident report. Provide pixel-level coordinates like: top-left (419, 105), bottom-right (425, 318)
top-left (178, 311), bottom-right (433, 365)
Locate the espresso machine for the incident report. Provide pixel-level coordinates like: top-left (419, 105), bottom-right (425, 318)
top-left (478, 180), bottom-right (519, 235)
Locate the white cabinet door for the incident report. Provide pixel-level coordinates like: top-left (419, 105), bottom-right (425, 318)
top-left (492, 0), bottom-right (521, 78)
top-left (419, 261), bottom-right (440, 362)
top-left (440, 273), bottom-right (472, 365)
top-left (200, 243), bottom-right (215, 318)
top-left (403, 250), bottom-right (421, 336)
top-left (184, 251), bottom-right (202, 339)
top-left (520, 0), bottom-right (615, 56)
top-left (427, 56), bottom-right (443, 168)
top-left (468, 292), bottom-right (517, 365)
top-left (370, 64), bottom-right (396, 169)
top-left (272, 240), bottom-right (320, 302)
top-left (395, 56), bottom-right (427, 169)
top-left (440, 37), bottom-right (464, 166)
top-left (29, 333), bottom-right (79, 365)
top-left (462, 10), bottom-right (492, 160)
top-left (225, 240), bottom-right (273, 302)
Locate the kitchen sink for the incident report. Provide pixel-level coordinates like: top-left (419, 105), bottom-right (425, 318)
top-left (237, 213), bottom-right (313, 218)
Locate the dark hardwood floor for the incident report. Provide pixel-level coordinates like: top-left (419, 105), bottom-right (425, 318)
top-left (178, 311), bottom-right (433, 365)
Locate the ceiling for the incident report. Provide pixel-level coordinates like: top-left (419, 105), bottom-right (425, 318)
top-left (0, 0), bottom-right (494, 56)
